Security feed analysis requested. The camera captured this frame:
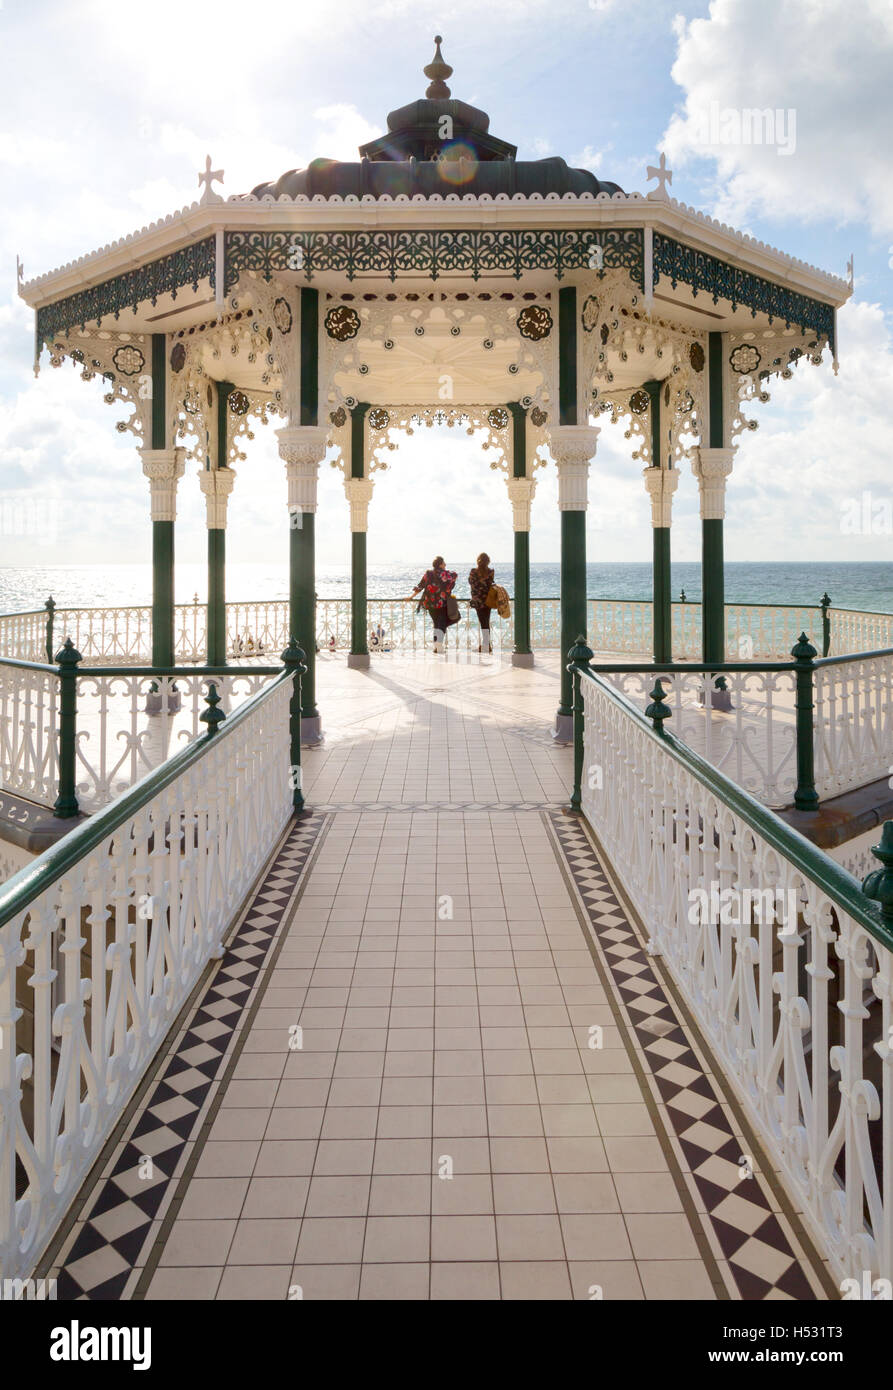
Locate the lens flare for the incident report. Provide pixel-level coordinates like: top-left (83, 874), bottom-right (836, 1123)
top-left (437, 142), bottom-right (479, 186)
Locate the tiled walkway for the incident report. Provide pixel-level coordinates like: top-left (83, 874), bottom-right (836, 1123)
top-left (43, 653), bottom-right (834, 1300)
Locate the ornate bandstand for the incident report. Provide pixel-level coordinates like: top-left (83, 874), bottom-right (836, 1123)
top-left (8, 40), bottom-right (893, 1306)
top-left (19, 36), bottom-right (849, 743)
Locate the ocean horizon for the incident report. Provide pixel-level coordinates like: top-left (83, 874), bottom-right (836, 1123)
top-left (1, 561), bottom-right (891, 616)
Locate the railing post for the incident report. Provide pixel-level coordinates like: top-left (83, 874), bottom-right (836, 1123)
top-left (567, 635), bottom-right (593, 811)
top-left (645, 680), bottom-right (673, 734)
top-left (54, 637), bottom-right (81, 819)
top-left (792, 633), bottom-right (819, 812)
top-left (199, 682), bottom-right (226, 734)
top-left (282, 639), bottom-right (308, 815)
top-left (44, 595), bottom-right (55, 665)
top-left (863, 821), bottom-right (893, 923)
top-left (820, 591), bottom-right (831, 658)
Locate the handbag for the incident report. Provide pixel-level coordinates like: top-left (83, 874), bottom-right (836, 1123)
top-left (487, 585), bottom-right (511, 620)
top-left (445, 594), bottom-right (460, 626)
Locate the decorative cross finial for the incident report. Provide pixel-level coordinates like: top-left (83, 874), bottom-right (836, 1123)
top-left (646, 151), bottom-right (673, 200)
top-left (846, 254), bottom-right (854, 291)
top-left (198, 154), bottom-right (224, 205)
top-left (424, 35), bottom-right (453, 99)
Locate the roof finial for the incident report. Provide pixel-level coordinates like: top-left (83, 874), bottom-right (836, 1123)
top-left (424, 35), bottom-right (453, 99)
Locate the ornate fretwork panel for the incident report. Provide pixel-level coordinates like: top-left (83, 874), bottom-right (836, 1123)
top-left (36, 238), bottom-right (215, 344)
top-left (321, 292), bottom-right (557, 418)
top-left (652, 233), bottom-right (836, 348)
top-left (583, 271), bottom-right (706, 464)
top-left (47, 332), bottom-right (153, 441)
top-left (228, 275), bottom-right (297, 417)
top-left (724, 329), bottom-right (829, 439)
top-left (169, 306), bottom-right (285, 464)
top-left (224, 227), bottom-right (645, 289)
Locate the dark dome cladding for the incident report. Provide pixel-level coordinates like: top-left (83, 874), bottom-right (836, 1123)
top-left (250, 37), bottom-right (624, 201)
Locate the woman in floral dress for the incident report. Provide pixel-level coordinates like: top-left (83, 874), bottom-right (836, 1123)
top-left (468, 552), bottom-right (495, 653)
top-left (410, 556), bottom-right (457, 653)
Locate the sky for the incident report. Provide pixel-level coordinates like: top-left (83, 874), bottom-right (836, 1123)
top-left (0, 0), bottom-right (892, 582)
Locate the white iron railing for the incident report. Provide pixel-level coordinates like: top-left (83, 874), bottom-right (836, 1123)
top-left (814, 652), bottom-right (893, 800)
top-left (577, 665), bottom-right (892, 1286)
top-left (600, 668), bottom-right (798, 808)
top-left (0, 668), bottom-right (295, 1282)
top-left (0, 660), bottom-right (60, 809)
top-left (73, 670), bottom-right (276, 812)
top-left (830, 609), bottom-right (893, 658)
top-left (725, 603), bottom-right (824, 660)
top-left (1, 597), bottom-right (888, 665)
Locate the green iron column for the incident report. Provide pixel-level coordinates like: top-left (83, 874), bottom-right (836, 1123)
top-left (554, 286), bottom-right (599, 740)
top-left (696, 332), bottom-right (735, 667)
top-left (643, 379), bottom-right (677, 665)
top-left (141, 333), bottom-right (184, 667)
top-left (507, 403), bottom-right (534, 668)
top-left (347, 403), bottom-right (373, 669)
top-left (200, 381), bottom-right (235, 666)
top-left (277, 287), bottom-right (326, 744)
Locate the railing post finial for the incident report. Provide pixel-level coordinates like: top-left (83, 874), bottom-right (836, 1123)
top-left (645, 680), bottom-right (672, 733)
top-left (200, 682), bottom-right (226, 734)
top-left (863, 822), bottom-right (893, 923)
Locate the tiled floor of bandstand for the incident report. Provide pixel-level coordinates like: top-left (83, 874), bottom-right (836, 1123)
top-left (42, 652), bottom-right (835, 1301)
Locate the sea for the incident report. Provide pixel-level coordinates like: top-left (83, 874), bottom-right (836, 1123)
top-left (1, 562), bottom-right (891, 615)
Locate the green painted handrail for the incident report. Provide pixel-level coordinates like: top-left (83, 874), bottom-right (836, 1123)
top-left (586, 660), bottom-right (797, 674)
top-left (0, 666), bottom-right (293, 931)
top-left (571, 659), bottom-right (893, 953)
top-left (814, 647), bottom-right (893, 668)
top-left (74, 664), bottom-right (281, 678)
top-left (0, 656), bottom-right (57, 674)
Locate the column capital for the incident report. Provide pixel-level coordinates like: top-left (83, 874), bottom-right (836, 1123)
top-left (140, 447), bottom-right (186, 522)
top-left (198, 466), bottom-right (236, 529)
top-left (277, 425), bottom-right (327, 514)
top-left (692, 446), bottom-right (735, 520)
top-left (643, 466), bottom-right (679, 528)
top-left (551, 425), bottom-right (600, 512)
top-left (506, 477), bottom-right (537, 532)
top-left (344, 477), bottom-right (374, 532)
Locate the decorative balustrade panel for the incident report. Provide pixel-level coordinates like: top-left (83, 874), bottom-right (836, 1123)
top-left (0, 665), bottom-right (59, 807)
top-left (0, 612), bottom-right (46, 664)
top-left (579, 671), bottom-right (892, 1285)
top-left (814, 653), bottom-right (893, 799)
top-left (314, 598), bottom-right (514, 654)
top-left (1, 599), bottom-right (888, 666)
top-left (587, 600), bottom-right (652, 655)
top-left (0, 674), bottom-right (293, 1281)
top-left (830, 609), bottom-right (893, 658)
top-left (601, 669), bottom-right (798, 808)
top-left (54, 607), bottom-right (153, 665)
top-left (226, 601), bottom-right (288, 659)
top-left (726, 604), bottom-right (822, 660)
top-left (74, 671), bottom-right (274, 811)
top-left (672, 603), bottom-right (702, 658)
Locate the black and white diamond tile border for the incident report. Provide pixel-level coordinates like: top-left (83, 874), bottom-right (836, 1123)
top-left (548, 810), bottom-right (836, 1303)
top-left (41, 812), bottom-right (327, 1301)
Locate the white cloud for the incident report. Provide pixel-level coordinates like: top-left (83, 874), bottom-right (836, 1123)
top-left (662, 0), bottom-right (893, 234)
top-left (571, 143), bottom-right (606, 172)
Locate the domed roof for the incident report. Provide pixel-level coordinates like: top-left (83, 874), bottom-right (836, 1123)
top-left (249, 38), bottom-right (624, 202)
